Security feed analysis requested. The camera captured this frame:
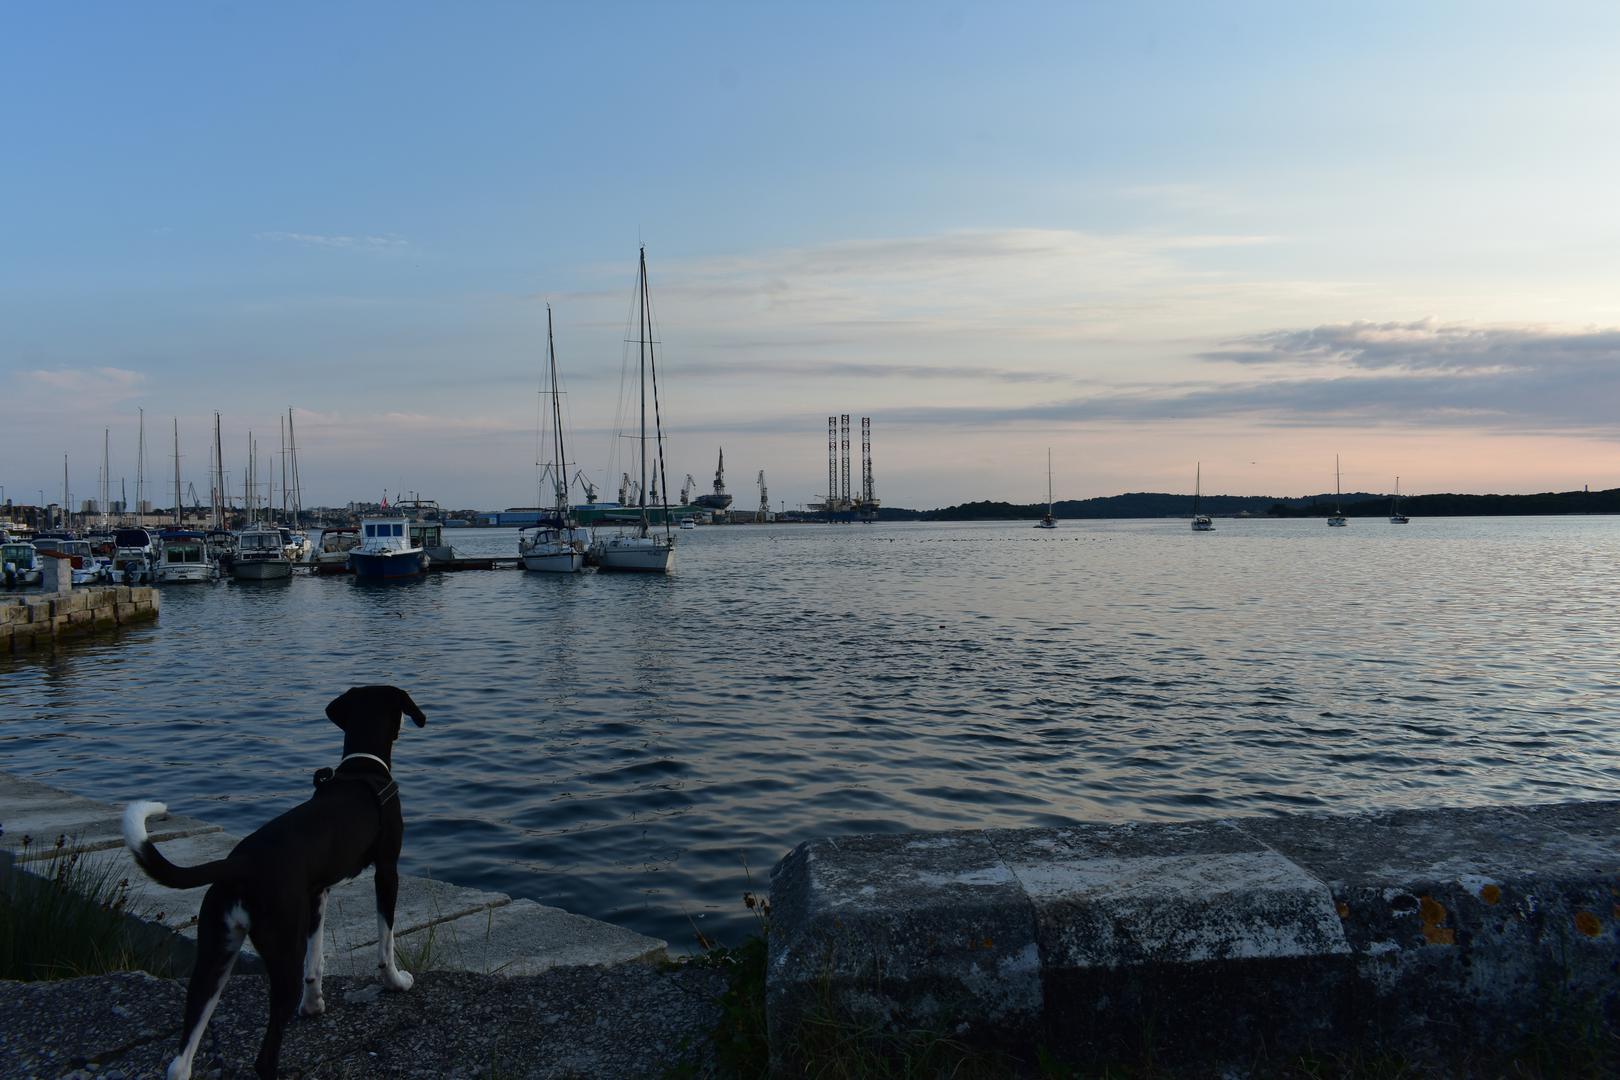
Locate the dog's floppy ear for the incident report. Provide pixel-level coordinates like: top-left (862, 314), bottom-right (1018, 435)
top-left (393, 686), bottom-right (427, 728)
top-left (325, 686), bottom-right (363, 732)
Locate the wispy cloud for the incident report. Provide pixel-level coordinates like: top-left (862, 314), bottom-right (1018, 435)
top-left (255, 231), bottom-right (408, 251)
top-left (839, 320), bottom-right (1620, 438)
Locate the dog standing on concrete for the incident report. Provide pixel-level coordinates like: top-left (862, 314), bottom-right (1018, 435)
top-left (123, 685), bottom-right (428, 1080)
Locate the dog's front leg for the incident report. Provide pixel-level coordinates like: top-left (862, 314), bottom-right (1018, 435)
top-left (374, 862), bottom-right (414, 991)
top-left (300, 889), bottom-right (329, 1015)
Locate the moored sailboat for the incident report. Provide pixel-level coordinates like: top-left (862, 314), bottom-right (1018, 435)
top-left (1389, 476), bottom-right (1410, 524)
top-left (1192, 462), bottom-right (1213, 531)
top-left (1327, 455), bottom-right (1348, 527)
top-left (591, 248), bottom-right (676, 574)
top-left (1035, 449), bottom-right (1056, 528)
top-left (520, 304), bottom-right (589, 573)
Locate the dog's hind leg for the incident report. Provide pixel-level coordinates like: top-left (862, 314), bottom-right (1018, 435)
top-left (252, 915), bottom-right (307, 1080)
top-left (167, 888), bottom-right (249, 1080)
top-left (373, 861), bottom-right (415, 991)
top-left (300, 889), bottom-right (329, 1016)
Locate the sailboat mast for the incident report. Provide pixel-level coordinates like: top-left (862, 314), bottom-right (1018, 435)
top-left (547, 305), bottom-right (568, 512)
top-left (1047, 449), bottom-right (1054, 514)
top-left (101, 429), bottom-right (110, 528)
top-left (287, 408), bottom-right (301, 526)
top-left (213, 412), bottom-right (224, 530)
top-left (173, 418), bottom-right (182, 527)
top-left (62, 453), bottom-right (69, 529)
top-left (638, 247), bottom-right (649, 529)
top-left (135, 407), bottom-right (145, 523)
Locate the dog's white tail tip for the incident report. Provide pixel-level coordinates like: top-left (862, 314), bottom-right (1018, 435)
top-left (122, 800), bottom-right (169, 850)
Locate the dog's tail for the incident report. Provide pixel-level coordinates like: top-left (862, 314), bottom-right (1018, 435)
top-left (122, 801), bottom-right (239, 891)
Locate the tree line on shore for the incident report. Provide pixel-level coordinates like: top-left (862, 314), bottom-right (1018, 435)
top-left (868, 487), bottom-right (1620, 521)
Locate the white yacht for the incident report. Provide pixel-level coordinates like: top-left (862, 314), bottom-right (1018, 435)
top-left (156, 529), bottom-right (216, 583)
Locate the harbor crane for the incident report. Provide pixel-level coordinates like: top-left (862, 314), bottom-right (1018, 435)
top-left (680, 474), bottom-right (697, 505)
top-left (757, 470), bottom-right (770, 520)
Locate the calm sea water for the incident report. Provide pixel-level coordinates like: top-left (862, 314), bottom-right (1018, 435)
top-left (3, 517), bottom-right (1618, 948)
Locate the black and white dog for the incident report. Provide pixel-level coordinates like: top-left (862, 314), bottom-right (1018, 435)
top-left (123, 685), bottom-right (427, 1080)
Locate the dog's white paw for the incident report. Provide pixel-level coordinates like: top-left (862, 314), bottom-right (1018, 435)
top-left (300, 993), bottom-right (326, 1016)
top-left (383, 968), bottom-right (414, 992)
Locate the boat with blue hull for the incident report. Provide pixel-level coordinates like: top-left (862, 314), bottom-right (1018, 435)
top-left (349, 516), bottom-right (427, 580)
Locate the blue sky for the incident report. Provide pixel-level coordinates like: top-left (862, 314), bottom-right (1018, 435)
top-left (4, 2), bottom-right (1619, 510)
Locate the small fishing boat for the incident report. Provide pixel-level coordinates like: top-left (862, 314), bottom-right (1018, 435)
top-left (1191, 462), bottom-right (1213, 531)
top-left (679, 516), bottom-right (696, 530)
top-left (232, 526), bottom-right (293, 580)
top-left (156, 529), bottom-right (216, 583)
top-left (1389, 477), bottom-right (1410, 524)
top-left (349, 516), bottom-right (427, 580)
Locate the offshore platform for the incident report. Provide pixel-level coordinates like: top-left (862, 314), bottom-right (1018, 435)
top-left (810, 415), bottom-right (879, 522)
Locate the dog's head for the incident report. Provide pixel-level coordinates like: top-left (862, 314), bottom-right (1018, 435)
top-left (325, 685), bottom-right (427, 762)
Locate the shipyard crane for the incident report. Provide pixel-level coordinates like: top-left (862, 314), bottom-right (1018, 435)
top-left (680, 474), bottom-right (697, 505)
top-left (619, 473), bottom-right (634, 506)
top-left (571, 470), bottom-right (598, 503)
top-left (757, 470), bottom-right (770, 520)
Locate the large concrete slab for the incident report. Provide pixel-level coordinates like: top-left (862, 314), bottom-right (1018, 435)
top-left (0, 775), bottom-right (220, 860)
top-left (326, 898), bottom-right (666, 977)
top-left (2, 771), bottom-right (668, 987)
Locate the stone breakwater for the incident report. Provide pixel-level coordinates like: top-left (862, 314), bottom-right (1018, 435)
top-left (768, 800), bottom-right (1620, 1072)
top-left (1, 586), bottom-right (159, 654)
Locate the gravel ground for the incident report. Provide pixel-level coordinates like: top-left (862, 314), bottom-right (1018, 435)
top-left (0, 965), bottom-right (727, 1079)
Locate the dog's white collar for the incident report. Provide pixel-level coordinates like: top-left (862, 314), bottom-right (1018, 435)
top-left (338, 752), bottom-right (392, 775)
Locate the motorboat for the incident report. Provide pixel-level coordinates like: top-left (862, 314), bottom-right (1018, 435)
top-left (2, 541), bottom-right (42, 588)
top-left (349, 516), bottom-right (427, 580)
top-left (156, 529), bottom-right (216, 583)
top-left (111, 527), bottom-right (159, 583)
top-left (232, 527), bottom-right (293, 580)
top-left (312, 526), bottom-right (361, 574)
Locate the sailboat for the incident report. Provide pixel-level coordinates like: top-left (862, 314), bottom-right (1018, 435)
top-left (1389, 476), bottom-right (1410, 524)
top-left (591, 247), bottom-right (677, 573)
top-left (1327, 455), bottom-right (1348, 526)
top-left (1035, 449), bottom-right (1056, 528)
top-left (1191, 462), bottom-right (1213, 531)
top-left (520, 304), bottom-right (590, 572)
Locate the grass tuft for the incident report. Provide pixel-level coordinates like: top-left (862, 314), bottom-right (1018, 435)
top-left (0, 834), bottom-right (166, 980)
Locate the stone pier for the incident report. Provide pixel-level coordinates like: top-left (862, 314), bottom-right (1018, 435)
top-left (1, 585), bottom-right (160, 654)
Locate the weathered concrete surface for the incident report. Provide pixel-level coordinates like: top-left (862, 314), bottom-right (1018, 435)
top-left (0, 773), bottom-right (668, 981)
top-left (767, 830), bottom-right (1042, 1058)
top-left (0, 967), bottom-right (726, 1079)
top-left (769, 800), bottom-right (1620, 1072)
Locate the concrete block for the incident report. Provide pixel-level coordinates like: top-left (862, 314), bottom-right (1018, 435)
top-left (987, 820), bottom-right (1354, 1064)
top-left (328, 898), bottom-right (667, 978)
top-left (768, 831), bottom-right (1043, 1063)
top-left (1237, 802), bottom-right (1620, 1054)
top-left (114, 602), bottom-right (138, 624)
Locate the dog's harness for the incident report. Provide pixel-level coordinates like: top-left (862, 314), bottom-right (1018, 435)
top-left (312, 752), bottom-right (399, 807)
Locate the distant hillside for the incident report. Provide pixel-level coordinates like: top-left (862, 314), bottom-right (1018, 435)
top-left (899, 488), bottom-right (1620, 520)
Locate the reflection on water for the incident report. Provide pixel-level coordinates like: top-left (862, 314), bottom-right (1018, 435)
top-left (4, 517), bottom-right (1619, 947)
